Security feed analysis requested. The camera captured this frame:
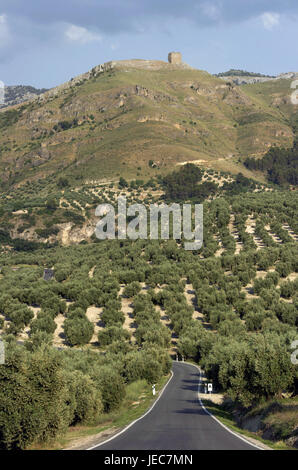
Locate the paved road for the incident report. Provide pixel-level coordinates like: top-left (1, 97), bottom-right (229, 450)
top-left (93, 362), bottom-right (259, 450)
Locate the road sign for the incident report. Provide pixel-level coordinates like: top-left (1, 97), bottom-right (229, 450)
top-left (152, 384), bottom-right (156, 396)
top-left (208, 383), bottom-right (213, 393)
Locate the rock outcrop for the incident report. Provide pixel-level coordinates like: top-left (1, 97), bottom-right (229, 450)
top-left (218, 71), bottom-right (298, 86)
top-left (0, 85), bottom-right (48, 109)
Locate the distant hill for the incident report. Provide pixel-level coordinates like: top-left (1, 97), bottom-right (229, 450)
top-left (0, 85), bottom-right (48, 109)
top-left (215, 70), bottom-right (298, 86)
top-left (0, 58), bottom-right (296, 190)
top-left (215, 69), bottom-right (275, 78)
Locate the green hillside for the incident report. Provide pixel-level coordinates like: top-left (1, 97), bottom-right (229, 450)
top-left (0, 60), bottom-right (295, 190)
top-left (0, 59), bottom-right (297, 450)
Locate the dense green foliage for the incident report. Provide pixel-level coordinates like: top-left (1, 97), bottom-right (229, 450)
top-left (0, 189), bottom-right (297, 448)
top-left (162, 163), bottom-right (204, 200)
top-left (0, 338), bottom-right (171, 449)
top-left (215, 69), bottom-right (274, 78)
top-left (244, 146), bottom-right (298, 186)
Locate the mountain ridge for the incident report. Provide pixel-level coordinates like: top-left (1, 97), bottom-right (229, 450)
top-left (0, 57), bottom-right (296, 190)
top-left (2, 62), bottom-right (297, 109)
top-left (215, 70), bottom-right (298, 86)
top-left (0, 85), bottom-right (48, 110)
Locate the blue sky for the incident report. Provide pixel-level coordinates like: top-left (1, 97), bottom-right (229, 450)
top-left (0, 0), bottom-right (297, 88)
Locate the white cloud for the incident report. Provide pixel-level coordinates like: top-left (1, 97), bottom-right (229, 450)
top-left (65, 24), bottom-right (102, 44)
top-left (261, 12), bottom-right (280, 30)
top-left (0, 14), bottom-right (11, 46)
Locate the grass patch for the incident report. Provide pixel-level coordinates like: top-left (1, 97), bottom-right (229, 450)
top-left (201, 399), bottom-right (293, 450)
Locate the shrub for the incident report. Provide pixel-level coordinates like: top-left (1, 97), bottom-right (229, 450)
top-left (98, 326), bottom-right (130, 347)
top-left (24, 331), bottom-right (53, 352)
top-left (65, 371), bottom-right (103, 425)
top-left (101, 308), bottom-right (125, 326)
top-left (123, 282), bottom-right (141, 298)
top-left (93, 367), bottom-right (126, 412)
top-left (0, 344), bottom-right (68, 449)
top-left (64, 316), bottom-right (94, 346)
top-left (30, 312), bottom-right (57, 335)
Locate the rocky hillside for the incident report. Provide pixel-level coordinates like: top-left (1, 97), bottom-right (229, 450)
top-left (215, 69), bottom-right (298, 85)
top-left (0, 58), bottom-right (296, 190)
top-left (0, 85), bottom-right (48, 109)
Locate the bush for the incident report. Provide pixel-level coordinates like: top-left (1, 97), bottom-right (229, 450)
top-left (119, 177), bottom-right (128, 189)
top-left (203, 334), bottom-right (295, 406)
top-left (163, 163), bottom-right (203, 200)
top-left (6, 304), bottom-right (34, 330)
top-left (65, 371), bottom-right (103, 425)
top-left (101, 308), bottom-right (125, 326)
top-left (30, 311), bottom-right (57, 335)
top-left (24, 331), bottom-right (53, 352)
top-left (64, 316), bottom-right (94, 346)
top-left (123, 282), bottom-right (141, 298)
top-left (98, 326), bottom-right (130, 347)
top-left (124, 349), bottom-right (170, 384)
top-left (142, 358), bottom-right (163, 384)
top-left (93, 367), bottom-right (126, 412)
top-left (0, 344), bottom-right (68, 449)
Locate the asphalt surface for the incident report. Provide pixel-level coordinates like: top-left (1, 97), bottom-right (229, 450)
top-left (94, 362), bottom-right (259, 450)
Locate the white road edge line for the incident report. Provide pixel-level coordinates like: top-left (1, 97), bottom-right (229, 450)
top-left (87, 370), bottom-right (174, 450)
top-left (181, 361), bottom-right (265, 451)
top-left (87, 362), bottom-right (265, 451)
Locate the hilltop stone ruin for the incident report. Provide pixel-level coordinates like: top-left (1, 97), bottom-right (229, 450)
top-left (31, 52), bottom-right (190, 104)
top-left (168, 52), bottom-right (182, 65)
